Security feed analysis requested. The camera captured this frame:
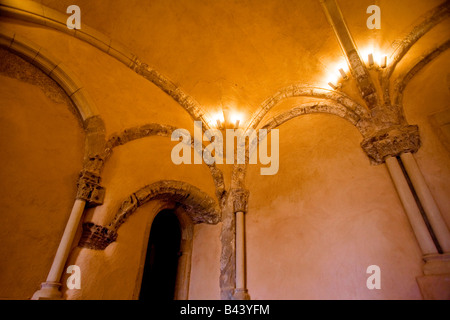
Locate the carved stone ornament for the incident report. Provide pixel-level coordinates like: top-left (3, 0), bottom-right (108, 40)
top-left (232, 188), bottom-right (249, 213)
top-left (76, 170), bottom-right (105, 206)
top-left (361, 125), bottom-right (421, 164)
top-left (78, 222), bottom-right (118, 250)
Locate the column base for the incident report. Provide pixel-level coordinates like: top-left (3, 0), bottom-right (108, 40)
top-left (31, 282), bottom-right (63, 300)
top-left (416, 253), bottom-right (450, 300)
top-left (232, 288), bottom-right (251, 300)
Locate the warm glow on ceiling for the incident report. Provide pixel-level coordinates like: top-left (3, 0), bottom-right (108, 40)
top-left (207, 109), bottom-right (244, 129)
top-left (324, 58), bottom-right (349, 89)
top-left (229, 111), bottom-right (244, 127)
top-left (207, 111), bottom-right (225, 128)
top-left (359, 46), bottom-right (388, 68)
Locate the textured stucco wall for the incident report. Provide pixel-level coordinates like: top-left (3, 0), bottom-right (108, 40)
top-left (246, 115), bottom-right (424, 299)
top-left (0, 62), bottom-right (84, 299)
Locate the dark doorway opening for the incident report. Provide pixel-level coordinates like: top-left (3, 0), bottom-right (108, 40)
top-left (139, 209), bottom-right (181, 300)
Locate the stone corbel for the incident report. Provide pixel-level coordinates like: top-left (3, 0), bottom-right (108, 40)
top-left (360, 125), bottom-right (421, 164)
top-left (78, 222), bottom-right (118, 250)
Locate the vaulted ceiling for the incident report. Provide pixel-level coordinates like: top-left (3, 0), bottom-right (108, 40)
top-left (35, 0), bottom-right (449, 128)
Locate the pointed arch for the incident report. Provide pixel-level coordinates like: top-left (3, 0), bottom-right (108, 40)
top-left (104, 123), bottom-right (227, 203)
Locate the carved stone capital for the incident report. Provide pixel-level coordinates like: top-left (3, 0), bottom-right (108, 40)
top-left (232, 189), bottom-right (249, 213)
top-left (76, 170), bottom-right (105, 206)
top-left (78, 222), bottom-right (118, 250)
top-left (361, 125), bottom-right (421, 164)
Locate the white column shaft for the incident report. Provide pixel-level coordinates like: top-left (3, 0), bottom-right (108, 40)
top-left (400, 152), bottom-right (450, 252)
top-left (46, 199), bottom-right (86, 282)
top-left (385, 156), bottom-right (437, 254)
top-left (235, 211), bottom-right (246, 289)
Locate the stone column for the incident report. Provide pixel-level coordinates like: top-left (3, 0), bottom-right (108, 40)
top-left (232, 189), bottom-right (250, 300)
top-left (31, 199), bottom-right (86, 300)
top-left (31, 170), bottom-right (105, 300)
top-left (362, 125), bottom-right (450, 299)
top-left (400, 152), bottom-right (450, 252)
top-left (385, 157), bottom-right (437, 254)
top-left (361, 125), bottom-right (436, 252)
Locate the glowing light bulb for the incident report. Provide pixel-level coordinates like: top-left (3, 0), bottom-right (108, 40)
top-left (211, 112), bottom-right (225, 128)
top-left (229, 112), bottom-right (243, 128)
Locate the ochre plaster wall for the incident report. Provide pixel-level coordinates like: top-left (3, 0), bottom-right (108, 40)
top-left (246, 116), bottom-right (424, 299)
top-left (0, 71), bottom-right (84, 299)
top-left (189, 223), bottom-right (222, 300)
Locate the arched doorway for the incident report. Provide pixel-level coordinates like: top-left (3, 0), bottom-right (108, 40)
top-left (139, 209), bottom-right (181, 300)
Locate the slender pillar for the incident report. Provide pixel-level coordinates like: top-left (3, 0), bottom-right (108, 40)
top-left (235, 211), bottom-right (246, 290)
top-left (400, 152), bottom-right (450, 252)
top-left (385, 156), bottom-right (438, 255)
top-left (31, 199), bottom-right (86, 300)
top-left (232, 189), bottom-right (250, 300)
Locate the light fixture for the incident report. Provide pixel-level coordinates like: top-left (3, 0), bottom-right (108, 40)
top-left (368, 53), bottom-right (374, 67)
top-left (380, 55), bottom-right (387, 68)
top-left (339, 68), bottom-right (348, 80)
top-left (212, 111), bottom-right (225, 129)
top-left (324, 59), bottom-right (348, 90)
top-left (211, 110), bottom-right (243, 129)
top-left (328, 82), bottom-right (339, 90)
top-left (229, 112), bottom-right (243, 129)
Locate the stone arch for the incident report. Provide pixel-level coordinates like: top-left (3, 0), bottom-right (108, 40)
top-left (79, 180), bottom-right (221, 250)
top-left (0, 28), bottom-right (99, 122)
top-left (393, 40), bottom-right (450, 111)
top-left (0, 28), bottom-right (107, 204)
top-left (245, 85), bottom-right (369, 131)
top-left (259, 101), bottom-right (369, 137)
top-left (0, 0), bottom-right (211, 129)
top-left (380, 1), bottom-right (450, 105)
top-left (228, 100), bottom-right (370, 211)
top-left (104, 123), bottom-right (227, 203)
